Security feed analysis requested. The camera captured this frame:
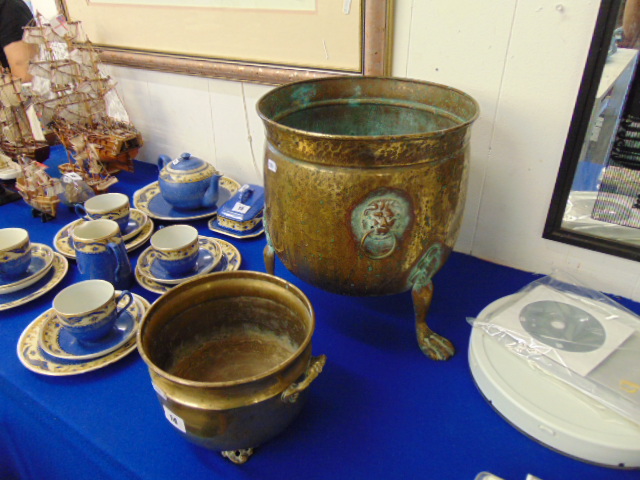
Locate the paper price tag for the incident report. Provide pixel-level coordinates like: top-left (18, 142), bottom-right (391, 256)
top-left (162, 405), bottom-right (186, 433)
top-left (268, 159), bottom-right (277, 172)
top-left (232, 202), bottom-right (251, 214)
top-left (62, 172), bottom-right (83, 183)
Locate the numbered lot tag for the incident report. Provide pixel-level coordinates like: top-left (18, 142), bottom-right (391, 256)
top-left (232, 202), bottom-right (251, 214)
top-left (162, 405), bottom-right (186, 433)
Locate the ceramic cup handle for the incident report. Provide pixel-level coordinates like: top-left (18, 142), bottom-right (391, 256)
top-left (107, 242), bottom-right (126, 280)
top-left (114, 290), bottom-right (134, 318)
top-left (74, 203), bottom-right (91, 222)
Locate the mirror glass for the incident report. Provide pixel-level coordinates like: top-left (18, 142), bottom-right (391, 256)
top-left (544, 0), bottom-right (640, 260)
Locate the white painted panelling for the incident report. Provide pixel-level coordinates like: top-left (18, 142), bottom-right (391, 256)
top-left (208, 79), bottom-right (265, 186)
top-left (400, 0), bottom-right (518, 254)
top-left (242, 82), bottom-right (273, 185)
top-left (143, 71), bottom-right (215, 166)
top-left (471, 1), bottom-right (598, 270)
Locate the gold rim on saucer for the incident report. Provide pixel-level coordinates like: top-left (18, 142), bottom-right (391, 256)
top-left (38, 292), bottom-right (143, 362)
top-left (133, 177), bottom-right (240, 222)
top-left (0, 243), bottom-right (55, 294)
top-left (17, 294), bottom-right (150, 376)
top-left (136, 238), bottom-right (241, 294)
top-left (0, 253), bottom-right (68, 311)
top-left (136, 236), bottom-right (223, 285)
top-left (54, 214), bottom-right (154, 259)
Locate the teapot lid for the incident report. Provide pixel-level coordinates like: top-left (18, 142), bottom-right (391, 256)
top-left (166, 152), bottom-right (209, 172)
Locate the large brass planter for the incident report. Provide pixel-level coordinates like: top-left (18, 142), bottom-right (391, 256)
top-left (257, 76), bottom-right (479, 360)
top-left (137, 271), bottom-right (325, 463)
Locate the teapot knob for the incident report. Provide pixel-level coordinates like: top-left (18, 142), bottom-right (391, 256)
top-left (180, 152), bottom-right (192, 161)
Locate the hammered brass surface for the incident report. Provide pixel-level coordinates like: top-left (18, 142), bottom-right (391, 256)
top-left (264, 142), bottom-right (468, 296)
top-left (258, 76), bottom-right (477, 297)
top-left (137, 271), bottom-right (321, 452)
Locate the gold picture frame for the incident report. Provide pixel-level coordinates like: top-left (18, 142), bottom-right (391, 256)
top-left (56, 0), bottom-right (392, 85)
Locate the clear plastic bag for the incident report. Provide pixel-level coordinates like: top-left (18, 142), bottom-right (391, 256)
top-left (57, 172), bottom-right (95, 205)
top-left (468, 271), bottom-right (640, 425)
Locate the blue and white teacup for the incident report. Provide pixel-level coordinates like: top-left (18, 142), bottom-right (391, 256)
top-left (150, 224), bottom-right (199, 277)
top-left (53, 279), bottom-right (133, 343)
top-left (0, 228), bottom-right (32, 280)
top-left (75, 193), bottom-right (130, 234)
top-left (71, 219), bottom-right (133, 290)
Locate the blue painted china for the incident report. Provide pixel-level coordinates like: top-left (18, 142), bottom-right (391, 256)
top-left (17, 294), bottom-right (150, 376)
top-left (71, 219), bottom-right (133, 290)
top-left (158, 152), bottom-right (221, 210)
top-left (136, 238), bottom-right (241, 294)
top-left (120, 209), bottom-right (148, 241)
top-left (0, 253), bottom-right (68, 311)
top-left (0, 243), bottom-right (55, 294)
top-left (53, 280), bottom-right (134, 343)
top-left (54, 212), bottom-right (153, 259)
top-left (0, 228), bottom-right (31, 280)
top-left (138, 236), bottom-right (222, 285)
top-left (38, 293), bottom-right (141, 364)
top-left (133, 178), bottom-right (240, 222)
top-left (207, 184), bottom-right (265, 239)
top-left (149, 225), bottom-right (199, 277)
top-left (75, 193), bottom-right (131, 234)
top-left (55, 310), bottom-right (135, 358)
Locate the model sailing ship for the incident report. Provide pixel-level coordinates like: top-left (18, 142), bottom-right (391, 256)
top-left (0, 71), bottom-right (49, 162)
top-left (23, 14), bottom-right (142, 183)
top-left (14, 155), bottom-right (62, 221)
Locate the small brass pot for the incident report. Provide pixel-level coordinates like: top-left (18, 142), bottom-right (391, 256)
top-left (137, 271), bottom-right (325, 463)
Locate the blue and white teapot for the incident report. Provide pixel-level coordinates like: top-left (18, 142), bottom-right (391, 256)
top-left (157, 152), bottom-right (222, 210)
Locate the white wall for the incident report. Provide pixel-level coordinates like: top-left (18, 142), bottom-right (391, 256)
top-left (31, 0), bottom-right (640, 301)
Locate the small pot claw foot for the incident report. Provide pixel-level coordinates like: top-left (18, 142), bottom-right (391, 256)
top-left (263, 244), bottom-right (275, 275)
top-left (221, 448), bottom-right (254, 464)
top-left (416, 326), bottom-right (455, 361)
top-left (412, 279), bottom-right (455, 361)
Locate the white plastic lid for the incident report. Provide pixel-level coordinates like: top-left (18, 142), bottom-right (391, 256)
top-left (469, 295), bottom-right (640, 469)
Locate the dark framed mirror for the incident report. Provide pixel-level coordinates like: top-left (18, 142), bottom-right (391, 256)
top-left (544, 0), bottom-right (640, 260)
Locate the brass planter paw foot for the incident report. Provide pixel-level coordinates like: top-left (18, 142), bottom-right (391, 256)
top-left (412, 278), bottom-right (455, 361)
top-left (417, 329), bottom-right (455, 361)
top-left (221, 448), bottom-right (254, 464)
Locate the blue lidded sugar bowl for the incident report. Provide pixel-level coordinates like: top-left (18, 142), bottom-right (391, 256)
top-left (157, 152), bottom-right (222, 211)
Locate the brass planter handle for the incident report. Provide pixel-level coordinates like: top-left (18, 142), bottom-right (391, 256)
top-left (281, 355), bottom-right (327, 404)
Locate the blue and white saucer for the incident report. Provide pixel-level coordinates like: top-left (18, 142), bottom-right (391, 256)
top-left (136, 238), bottom-right (241, 295)
top-left (0, 253), bottom-right (68, 311)
top-left (18, 294), bottom-right (150, 376)
top-left (0, 243), bottom-right (55, 294)
top-left (133, 178), bottom-right (240, 222)
top-left (137, 236), bottom-right (222, 285)
top-left (38, 293), bottom-right (141, 364)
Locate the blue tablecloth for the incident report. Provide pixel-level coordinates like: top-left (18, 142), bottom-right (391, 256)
top-left (1, 146), bottom-right (638, 480)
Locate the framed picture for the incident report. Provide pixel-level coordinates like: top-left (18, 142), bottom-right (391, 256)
top-left (56, 0), bottom-right (391, 84)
